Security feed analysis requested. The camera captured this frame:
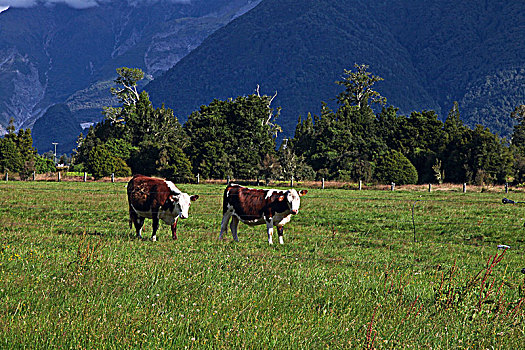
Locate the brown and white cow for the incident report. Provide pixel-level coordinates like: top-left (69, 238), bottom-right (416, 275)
top-left (219, 184), bottom-right (307, 245)
top-left (127, 174), bottom-right (199, 241)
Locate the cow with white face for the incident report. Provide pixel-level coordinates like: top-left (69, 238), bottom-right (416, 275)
top-left (127, 174), bottom-right (199, 241)
top-left (219, 184), bottom-right (308, 245)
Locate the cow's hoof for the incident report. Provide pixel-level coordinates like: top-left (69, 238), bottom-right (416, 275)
top-left (151, 236), bottom-right (157, 242)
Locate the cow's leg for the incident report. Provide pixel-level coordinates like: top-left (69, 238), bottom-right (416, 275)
top-left (130, 207), bottom-right (145, 239)
top-left (265, 218), bottom-right (274, 245)
top-left (171, 217), bottom-right (179, 240)
top-left (277, 226), bottom-right (284, 245)
top-left (219, 211), bottom-right (232, 240)
top-left (133, 217), bottom-right (145, 239)
top-left (129, 206), bottom-right (135, 230)
top-left (230, 216), bottom-right (240, 242)
top-left (151, 214), bottom-right (159, 242)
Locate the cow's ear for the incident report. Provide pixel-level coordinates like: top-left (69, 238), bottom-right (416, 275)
top-left (190, 195), bottom-right (199, 201)
top-left (299, 189), bottom-right (308, 196)
top-left (278, 195), bottom-right (285, 201)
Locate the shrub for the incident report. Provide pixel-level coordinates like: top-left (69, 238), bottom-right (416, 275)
top-left (34, 155), bottom-right (56, 173)
top-left (113, 157), bottom-right (132, 178)
top-left (87, 145), bottom-right (115, 180)
top-left (375, 150), bottom-right (418, 184)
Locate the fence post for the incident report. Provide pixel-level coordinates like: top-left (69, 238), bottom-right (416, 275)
top-left (227, 175), bottom-right (230, 184)
top-left (291, 176), bottom-right (294, 188)
top-left (57, 172), bottom-right (61, 182)
top-left (111, 173), bottom-right (115, 183)
top-left (83, 172), bottom-right (87, 182)
top-left (505, 182), bottom-right (509, 193)
top-left (391, 182), bottom-right (395, 191)
top-left (322, 178), bottom-right (325, 189)
top-left (463, 183), bottom-right (467, 193)
top-left (428, 183), bottom-right (432, 192)
top-left (32, 171), bottom-right (36, 181)
top-left (197, 173), bottom-right (200, 184)
top-left (359, 180), bottom-right (362, 191)
top-left (5, 172), bottom-right (7, 182)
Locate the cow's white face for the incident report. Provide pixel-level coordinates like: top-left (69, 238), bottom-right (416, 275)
top-left (170, 192), bottom-right (199, 219)
top-left (286, 189), bottom-right (307, 215)
top-left (165, 181), bottom-right (199, 219)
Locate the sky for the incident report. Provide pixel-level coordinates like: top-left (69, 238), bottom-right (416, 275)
top-left (0, 0), bottom-right (190, 10)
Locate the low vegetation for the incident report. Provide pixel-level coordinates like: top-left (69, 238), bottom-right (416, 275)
top-left (1, 181), bottom-right (525, 348)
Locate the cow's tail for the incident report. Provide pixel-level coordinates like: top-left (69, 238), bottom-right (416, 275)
top-left (222, 185), bottom-right (231, 214)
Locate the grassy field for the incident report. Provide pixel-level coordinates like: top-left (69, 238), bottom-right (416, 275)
top-left (1, 181), bottom-right (525, 348)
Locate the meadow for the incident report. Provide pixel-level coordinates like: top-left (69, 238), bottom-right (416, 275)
top-left (1, 180), bottom-right (525, 348)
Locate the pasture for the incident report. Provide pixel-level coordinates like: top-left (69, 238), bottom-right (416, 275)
top-left (1, 181), bottom-right (525, 348)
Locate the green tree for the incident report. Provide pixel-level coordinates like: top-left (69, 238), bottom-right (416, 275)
top-left (511, 105), bottom-right (525, 183)
top-left (113, 157), bottom-right (132, 178)
top-left (103, 67), bottom-right (145, 124)
top-left (0, 118), bottom-right (36, 176)
top-left (335, 63), bottom-right (386, 109)
top-left (442, 102), bottom-right (471, 183)
top-left (87, 145), bottom-right (115, 180)
top-left (375, 150), bottom-right (418, 185)
top-left (34, 155), bottom-right (56, 173)
top-left (467, 125), bottom-right (513, 185)
top-left (0, 138), bottom-right (22, 173)
top-left (291, 65), bottom-right (388, 181)
top-left (184, 94), bottom-right (279, 179)
top-left (74, 67), bottom-right (192, 181)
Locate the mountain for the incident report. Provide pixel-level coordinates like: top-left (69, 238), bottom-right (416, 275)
top-left (147, 0), bottom-right (525, 138)
top-left (0, 0), bottom-right (261, 152)
top-left (32, 104), bottom-right (82, 155)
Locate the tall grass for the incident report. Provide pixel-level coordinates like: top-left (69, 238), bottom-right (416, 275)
top-left (1, 181), bottom-right (525, 348)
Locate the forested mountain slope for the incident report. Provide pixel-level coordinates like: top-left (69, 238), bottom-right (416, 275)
top-left (0, 0), bottom-right (261, 152)
top-left (147, 0), bottom-right (525, 137)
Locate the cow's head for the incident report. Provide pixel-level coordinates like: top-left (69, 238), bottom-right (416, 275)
top-left (168, 192), bottom-right (199, 219)
top-left (279, 189), bottom-right (307, 215)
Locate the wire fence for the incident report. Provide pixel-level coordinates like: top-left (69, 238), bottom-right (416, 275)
top-left (2, 182), bottom-right (525, 274)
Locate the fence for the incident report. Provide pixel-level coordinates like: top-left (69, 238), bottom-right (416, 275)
top-left (1, 170), bottom-right (519, 196)
top-left (2, 180), bottom-right (525, 276)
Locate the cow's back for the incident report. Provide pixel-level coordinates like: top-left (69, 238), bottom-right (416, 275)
top-left (127, 175), bottom-right (170, 212)
top-left (224, 184), bottom-right (287, 222)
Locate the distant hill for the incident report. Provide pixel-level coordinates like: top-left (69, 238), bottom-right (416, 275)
top-left (0, 0), bottom-right (261, 152)
top-left (32, 104), bottom-right (81, 155)
top-left (147, 0), bottom-right (525, 137)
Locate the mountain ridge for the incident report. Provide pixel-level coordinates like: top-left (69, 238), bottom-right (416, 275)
top-left (0, 0), bottom-right (261, 149)
top-left (147, 0), bottom-right (525, 137)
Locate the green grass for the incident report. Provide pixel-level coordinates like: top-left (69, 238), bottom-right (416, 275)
top-left (1, 181), bottom-right (525, 348)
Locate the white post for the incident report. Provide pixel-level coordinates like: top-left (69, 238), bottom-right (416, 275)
top-left (391, 182), bottom-right (395, 191)
top-left (359, 180), bottom-right (362, 191)
top-left (197, 173), bottom-right (200, 184)
top-left (428, 183), bottom-right (432, 192)
top-left (322, 178), bottom-right (325, 189)
top-left (83, 172), bottom-right (87, 182)
top-left (463, 183), bottom-right (467, 193)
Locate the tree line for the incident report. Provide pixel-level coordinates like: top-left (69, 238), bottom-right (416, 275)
top-left (0, 119), bottom-right (56, 179)
top-left (1, 65), bottom-right (524, 185)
